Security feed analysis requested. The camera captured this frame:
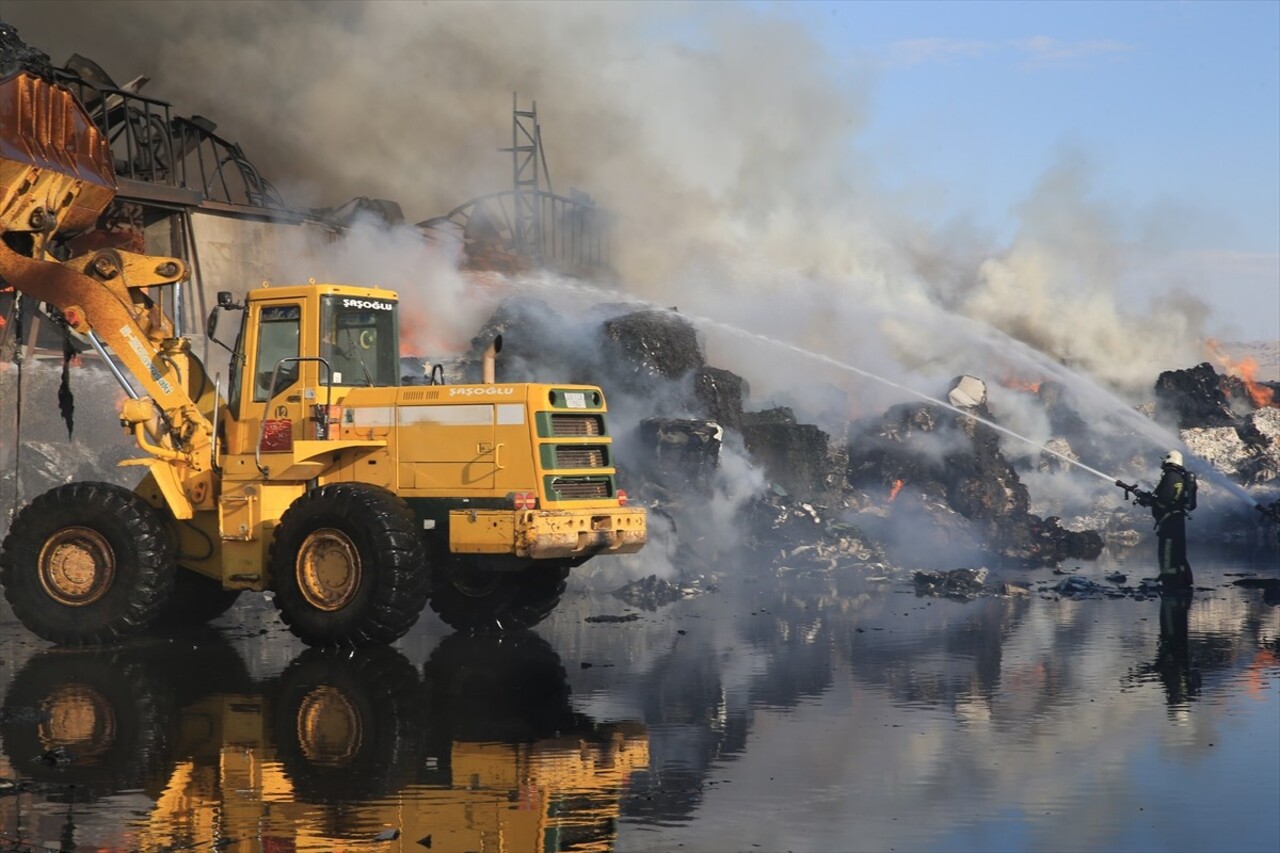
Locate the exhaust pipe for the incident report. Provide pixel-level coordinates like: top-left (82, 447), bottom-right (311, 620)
top-left (483, 334), bottom-right (503, 384)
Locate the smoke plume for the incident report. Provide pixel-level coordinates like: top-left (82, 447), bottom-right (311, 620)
top-left (1, 0), bottom-right (1219, 396)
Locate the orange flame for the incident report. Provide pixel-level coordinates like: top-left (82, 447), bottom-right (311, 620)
top-left (1206, 339), bottom-right (1276, 408)
top-left (888, 479), bottom-right (905, 503)
top-left (999, 375), bottom-right (1042, 394)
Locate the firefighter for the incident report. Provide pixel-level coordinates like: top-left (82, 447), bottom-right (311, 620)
top-left (1150, 450), bottom-right (1195, 592)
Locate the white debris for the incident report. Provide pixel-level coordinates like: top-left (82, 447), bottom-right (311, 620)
top-left (948, 374), bottom-right (988, 409)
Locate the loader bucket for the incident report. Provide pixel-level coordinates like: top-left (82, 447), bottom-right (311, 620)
top-left (0, 69), bottom-right (115, 239)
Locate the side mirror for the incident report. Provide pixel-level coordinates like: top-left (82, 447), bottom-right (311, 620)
top-left (206, 307), bottom-right (219, 339)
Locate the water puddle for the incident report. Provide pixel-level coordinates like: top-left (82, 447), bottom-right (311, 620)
top-left (1, 552), bottom-right (1276, 852)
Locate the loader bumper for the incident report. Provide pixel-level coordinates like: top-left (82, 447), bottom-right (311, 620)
top-left (449, 506), bottom-right (647, 559)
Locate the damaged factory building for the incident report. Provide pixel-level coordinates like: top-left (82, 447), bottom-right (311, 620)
top-left (3, 26), bottom-right (1279, 609)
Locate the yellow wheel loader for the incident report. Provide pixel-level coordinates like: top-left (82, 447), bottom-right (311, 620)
top-left (0, 65), bottom-right (644, 647)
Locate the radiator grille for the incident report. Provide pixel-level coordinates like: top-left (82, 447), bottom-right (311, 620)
top-left (555, 446), bottom-right (606, 468)
top-left (550, 478), bottom-right (610, 499)
top-left (550, 414), bottom-right (602, 437)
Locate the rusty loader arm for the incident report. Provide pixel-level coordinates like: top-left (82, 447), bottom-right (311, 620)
top-left (0, 65), bottom-right (228, 645)
top-left (0, 68), bottom-right (212, 483)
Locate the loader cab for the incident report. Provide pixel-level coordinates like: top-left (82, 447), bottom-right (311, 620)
top-left (216, 284), bottom-right (400, 459)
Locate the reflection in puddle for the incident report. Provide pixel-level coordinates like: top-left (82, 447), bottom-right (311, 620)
top-left (1, 633), bottom-right (647, 851)
top-left (1, 557), bottom-right (1277, 852)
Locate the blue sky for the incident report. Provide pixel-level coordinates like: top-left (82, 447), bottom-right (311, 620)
top-left (771, 0), bottom-right (1279, 340)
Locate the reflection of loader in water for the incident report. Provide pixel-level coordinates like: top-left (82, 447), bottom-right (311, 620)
top-left (0, 633), bottom-right (648, 851)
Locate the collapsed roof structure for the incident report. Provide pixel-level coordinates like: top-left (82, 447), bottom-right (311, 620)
top-left (0, 25), bottom-right (611, 368)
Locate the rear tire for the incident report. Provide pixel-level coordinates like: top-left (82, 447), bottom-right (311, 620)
top-left (428, 558), bottom-right (570, 634)
top-left (0, 482), bottom-right (175, 645)
top-left (270, 484), bottom-right (430, 647)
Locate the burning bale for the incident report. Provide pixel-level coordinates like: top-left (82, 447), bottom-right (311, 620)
top-left (1152, 358), bottom-right (1280, 491)
top-left (1156, 362), bottom-right (1248, 428)
top-left (846, 379), bottom-right (1103, 567)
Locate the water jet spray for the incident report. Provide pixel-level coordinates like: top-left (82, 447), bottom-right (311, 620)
top-left (512, 274), bottom-right (1273, 514)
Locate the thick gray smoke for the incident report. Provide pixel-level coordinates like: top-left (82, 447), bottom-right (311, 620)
top-left (5, 1), bottom-right (1260, 578)
top-left (2, 0), bottom-right (1216, 394)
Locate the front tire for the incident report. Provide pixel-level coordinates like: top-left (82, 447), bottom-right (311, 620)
top-left (271, 647), bottom-right (420, 802)
top-left (270, 484), bottom-right (430, 647)
top-left (0, 648), bottom-right (176, 802)
top-left (428, 558), bottom-right (570, 634)
top-left (0, 482), bottom-right (175, 645)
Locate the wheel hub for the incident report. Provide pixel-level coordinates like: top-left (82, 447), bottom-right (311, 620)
top-left (296, 529), bottom-right (362, 611)
top-left (38, 527), bottom-right (115, 606)
top-left (41, 685), bottom-right (115, 760)
top-left (297, 686), bottom-right (362, 767)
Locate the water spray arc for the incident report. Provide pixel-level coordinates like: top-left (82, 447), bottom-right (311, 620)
top-left (512, 275), bottom-right (1265, 511)
top-left (693, 315), bottom-right (1120, 485)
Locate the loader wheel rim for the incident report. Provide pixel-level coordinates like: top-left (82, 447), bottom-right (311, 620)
top-left (41, 685), bottom-right (115, 760)
top-left (37, 527), bottom-right (116, 606)
top-left (297, 686), bottom-right (362, 767)
top-left (296, 528), bottom-right (362, 612)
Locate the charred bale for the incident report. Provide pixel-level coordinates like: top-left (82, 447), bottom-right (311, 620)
top-left (742, 408), bottom-right (837, 502)
top-left (1155, 362), bottom-right (1236, 429)
top-left (631, 418), bottom-right (723, 499)
top-left (599, 309), bottom-right (704, 395)
top-left (692, 366), bottom-right (746, 434)
top-left (913, 567), bottom-right (988, 600)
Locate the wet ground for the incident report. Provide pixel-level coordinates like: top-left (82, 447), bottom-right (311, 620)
top-left (1, 549), bottom-right (1277, 852)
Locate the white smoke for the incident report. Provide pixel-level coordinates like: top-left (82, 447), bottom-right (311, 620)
top-left (2, 0), bottom-right (1253, 565)
top-left (1, 1), bottom-right (1219, 397)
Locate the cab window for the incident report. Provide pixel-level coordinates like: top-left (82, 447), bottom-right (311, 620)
top-left (320, 296), bottom-right (399, 387)
top-left (254, 304), bottom-right (301, 402)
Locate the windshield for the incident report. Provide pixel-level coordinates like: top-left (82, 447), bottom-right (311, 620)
top-left (320, 295), bottom-right (400, 387)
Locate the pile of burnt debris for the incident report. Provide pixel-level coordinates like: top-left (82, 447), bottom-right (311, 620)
top-left (4, 300), bottom-right (1277, 584)
top-left (467, 300), bottom-right (1280, 581)
top-left (459, 301), bottom-right (1114, 577)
